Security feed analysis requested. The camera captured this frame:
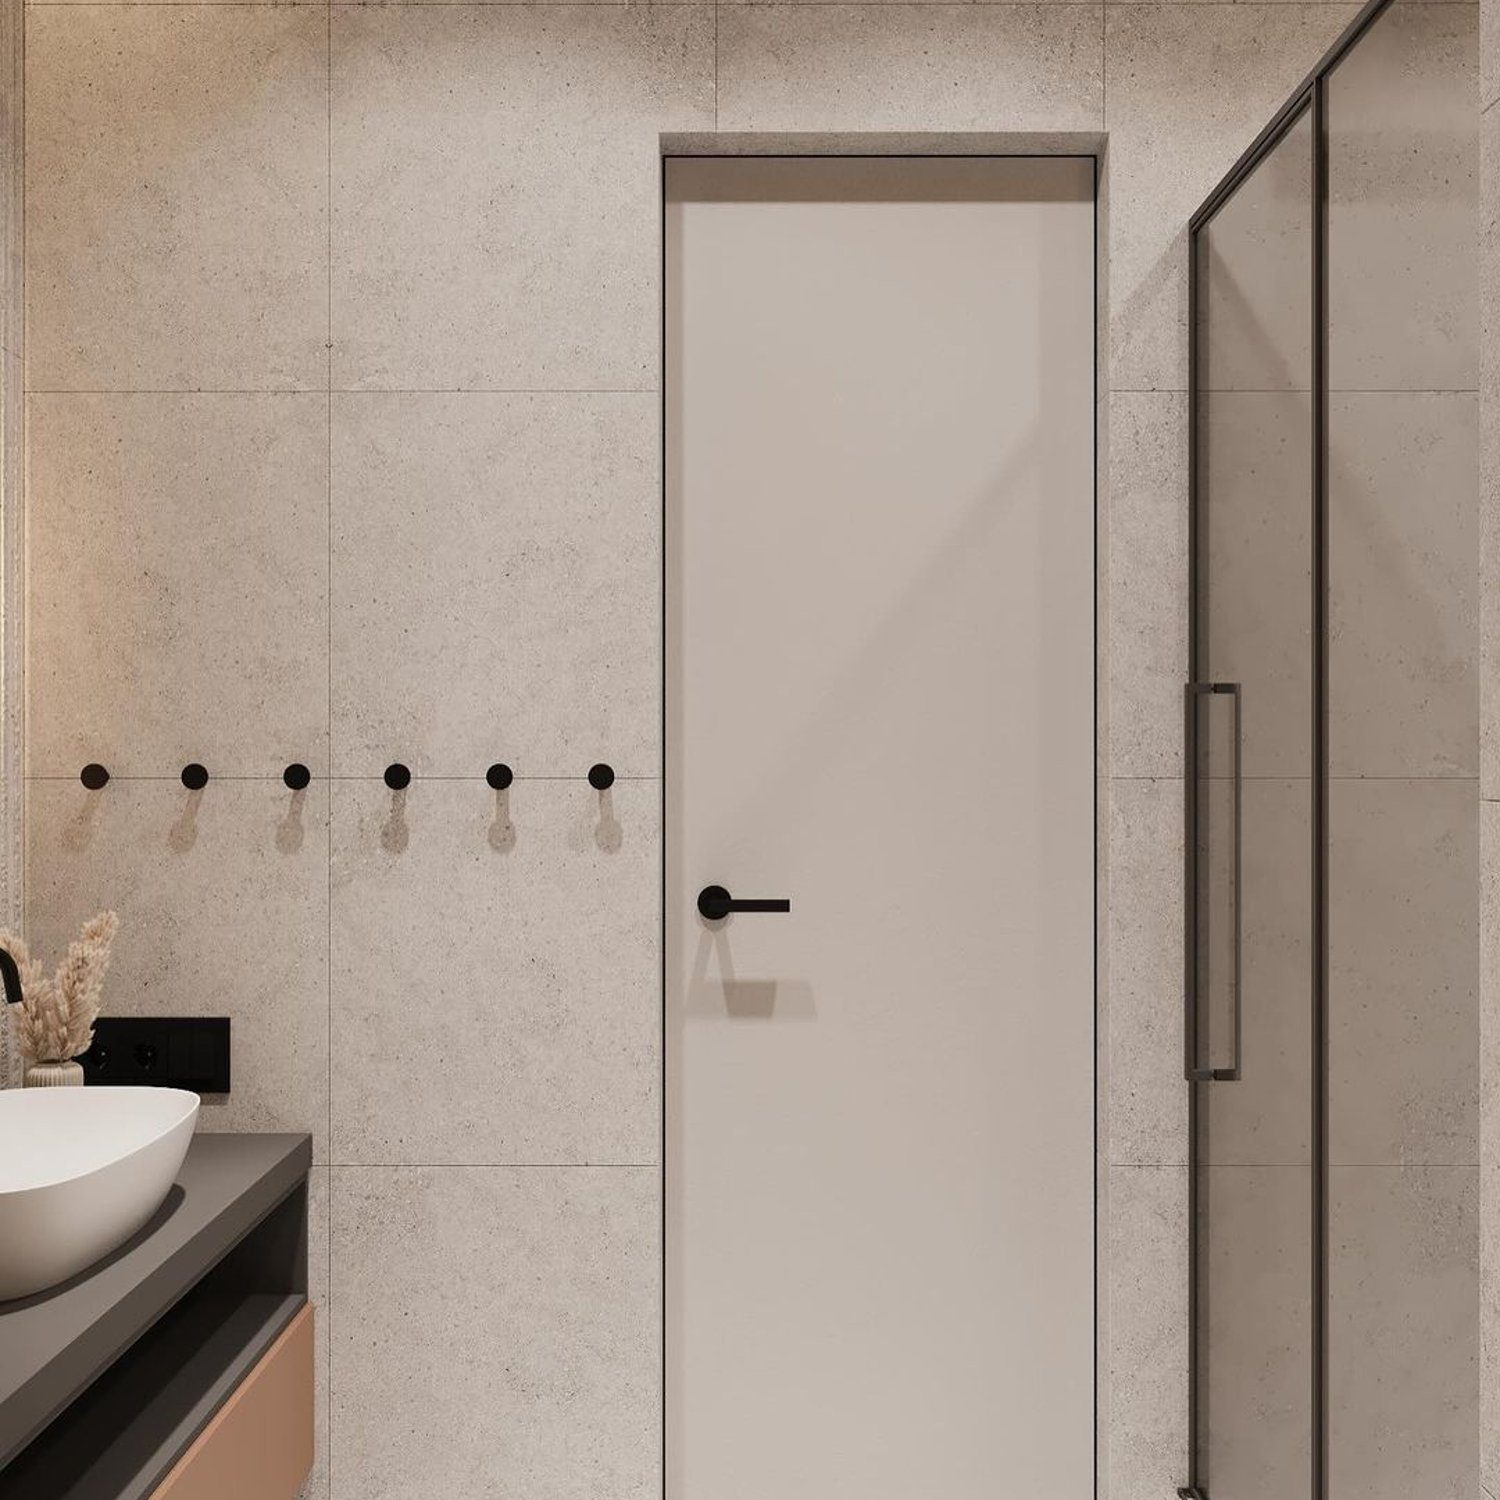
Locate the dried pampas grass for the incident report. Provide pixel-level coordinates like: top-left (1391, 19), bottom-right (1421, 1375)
top-left (0, 912), bottom-right (120, 1064)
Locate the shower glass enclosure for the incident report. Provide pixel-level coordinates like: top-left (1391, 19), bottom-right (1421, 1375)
top-left (1184, 1), bottom-right (1479, 1497)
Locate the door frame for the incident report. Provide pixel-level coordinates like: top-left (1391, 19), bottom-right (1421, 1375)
top-left (658, 138), bottom-right (1103, 1499)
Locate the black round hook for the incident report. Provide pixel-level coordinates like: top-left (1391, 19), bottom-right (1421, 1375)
top-left (180, 763), bottom-right (209, 791)
top-left (283, 763), bottom-right (311, 791)
top-left (384, 763), bottom-right (411, 791)
top-left (587, 763), bottom-right (615, 791)
top-left (80, 763), bottom-right (109, 791)
top-left (486, 763), bottom-right (513, 791)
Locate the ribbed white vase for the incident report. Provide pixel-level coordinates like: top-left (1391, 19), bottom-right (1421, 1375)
top-left (23, 1059), bottom-right (84, 1088)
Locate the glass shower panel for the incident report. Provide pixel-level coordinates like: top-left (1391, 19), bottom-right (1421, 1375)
top-left (1190, 103), bottom-right (1315, 1500)
top-left (1325, 6), bottom-right (1479, 1498)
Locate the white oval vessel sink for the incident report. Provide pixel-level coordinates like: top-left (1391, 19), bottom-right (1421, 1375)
top-left (0, 1086), bottom-right (198, 1301)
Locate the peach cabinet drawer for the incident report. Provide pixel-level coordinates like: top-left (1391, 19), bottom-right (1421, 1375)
top-left (150, 1303), bottom-right (314, 1500)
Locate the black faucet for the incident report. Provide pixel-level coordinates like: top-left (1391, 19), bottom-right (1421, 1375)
top-left (0, 947), bottom-right (21, 1008)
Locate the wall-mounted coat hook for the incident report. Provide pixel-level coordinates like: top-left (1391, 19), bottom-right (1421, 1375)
top-left (80, 763), bottom-right (109, 791)
top-left (588, 763), bottom-right (615, 791)
top-left (283, 763), bottom-right (311, 791)
top-left (181, 763), bottom-right (209, 791)
top-left (486, 763), bottom-right (513, 791)
top-left (384, 763), bottom-right (411, 791)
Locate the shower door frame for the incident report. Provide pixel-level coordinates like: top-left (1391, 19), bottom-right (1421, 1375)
top-left (1181, 1), bottom-right (1397, 1495)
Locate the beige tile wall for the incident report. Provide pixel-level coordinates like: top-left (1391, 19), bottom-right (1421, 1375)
top-left (1483, 4), bottom-right (1500, 1493)
top-left (0, 0), bottom-right (22, 1089)
top-left (13, 1), bottom-right (1365, 1495)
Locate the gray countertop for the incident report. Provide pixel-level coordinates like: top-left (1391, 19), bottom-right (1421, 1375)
top-left (0, 1131), bottom-right (311, 1470)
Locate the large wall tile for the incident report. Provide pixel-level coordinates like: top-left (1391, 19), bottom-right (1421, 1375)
top-left (25, 5), bottom-right (326, 392)
top-left (1201, 779), bottom-right (1314, 1166)
top-left (1487, 0), bottom-right (1500, 111)
top-left (1482, 104), bottom-right (1500, 799)
top-left (27, 394), bottom-right (329, 778)
top-left (1484, 1162), bottom-right (1500, 1498)
top-left (331, 393), bottom-right (658, 778)
top-left (1200, 1166), bottom-right (1314, 1500)
top-left (1329, 1165), bottom-right (1478, 1500)
top-left (1326, 0), bottom-right (1478, 395)
top-left (1109, 393), bottom-right (1186, 778)
top-left (305, 1165), bottom-right (330, 1500)
top-left (1329, 778), bottom-right (1478, 1167)
top-left (717, 5), bottom-right (1103, 134)
top-left (330, 1165), bottom-right (659, 1500)
top-left (24, 778), bottom-right (330, 1157)
top-left (1200, 391), bottom-right (1315, 779)
top-left (330, 5), bottom-right (713, 392)
top-left (330, 777), bottom-right (658, 1166)
top-left (1108, 778), bottom-right (1186, 1166)
top-left (1107, 1166), bottom-right (1188, 1500)
top-left (1487, 806), bottom-right (1500, 1500)
top-left (1105, 4), bottom-right (1360, 392)
top-left (1329, 393), bottom-right (1479, 780)
top-left (1487, 803), bottom-right (1500, 1205)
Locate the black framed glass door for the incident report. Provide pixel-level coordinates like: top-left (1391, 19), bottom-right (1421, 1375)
top-left (1186, 97), bottom-right (1317, 1500)
top-left (1184, 4), bottom-right (1480, 1498)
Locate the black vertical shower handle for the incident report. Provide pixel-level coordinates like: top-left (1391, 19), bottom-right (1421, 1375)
top-left (1184, 681), bottom-right (1242, 1083)
top-left (697, 885), bottom-right (791, 921)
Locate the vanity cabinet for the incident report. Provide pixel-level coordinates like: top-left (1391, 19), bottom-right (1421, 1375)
top-left (152, 1302), bottom-right (313, 1500)
top-left (0, 1133), bottom-right (313, 1500)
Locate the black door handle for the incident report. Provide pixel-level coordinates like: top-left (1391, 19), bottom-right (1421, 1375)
top-left (697, 885), bottom-right (791, 921)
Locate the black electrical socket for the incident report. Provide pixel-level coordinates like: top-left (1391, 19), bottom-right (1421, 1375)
top-left (79, 1017), bottom-right (231, 1094)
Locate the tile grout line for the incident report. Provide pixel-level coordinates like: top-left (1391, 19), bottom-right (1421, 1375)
top-left (17, 2), bottom-right (1409, 7)
top-left (325, 0), bottom-right (334, 1490)
top-left (26, 387), bottom-right (660, 395)
top-left (28, 386), bottom-right (1484, 396)
top-left (324, 1161), bottom-right (661, 1169)
top-left (24, 773), bottom-right (664, 781)
top-left (1110, 773), bottom-right (1481, 782)
top-left (1110, 1158), bottom-right (1482, 1170)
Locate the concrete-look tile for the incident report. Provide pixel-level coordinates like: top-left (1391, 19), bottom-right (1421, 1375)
top-left (1108, 393), bottom-right (1186, 779)
top-left (1486, 0), bottom-right (1500, 112)
top-left (1197, 100), bottom-right (1313, 397)
top-left (304, 1165), bottom-right (330, 1500)
top-left (716, 6), bottom-right (1103, 134)
top-left (1487, 804), bottom-right (1500, 1188)
top-left (1108, 778), bottom-right (1186, 1166)
top-left (331, 5), bottom-right (712, 392)
top-left (1330, 778), bottom-right (1478, 1167)
top-left (330, 1165), bottom-right (659, 1500)
top-left (1329, 1165), bottom-right (1478, 1500)
top-left (1201, 390), bottom-right (1315, 778)
top-left (1107, 1166), bottom-right (1188, 1500)
top-left (1327, 0), bottom-right (1479, 395)
top-left (1105, 4), bottom-right (1360, 393)
top-left (1482, 106), bottom-right (1500, 799)
top-left (331, 393), bottom-right (658, 778)
top-left (1200, 1166), bottom-right (1314, 1499)
top-left (25, 5), bottom-right (326, 392)
top-left (330, 777), bottom-right (658, 1166)
top-left (23, 778), bottom-right (330, 1157)
top-left (1484, 1162), bottom-right (1500, 1499)
top-left (1329, 393), bottom-right (1478, 779)
top-left (26, 394), bottom-right (329, 779)
top-left (1200, 779), bottom-right (1314, 1166)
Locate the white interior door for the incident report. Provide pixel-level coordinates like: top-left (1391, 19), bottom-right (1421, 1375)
top-left (664, 155), bottom-right (1096, 1500)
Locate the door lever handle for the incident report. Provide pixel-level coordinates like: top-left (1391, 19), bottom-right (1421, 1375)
top-left (697, 885), bottom-right (791, 921)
